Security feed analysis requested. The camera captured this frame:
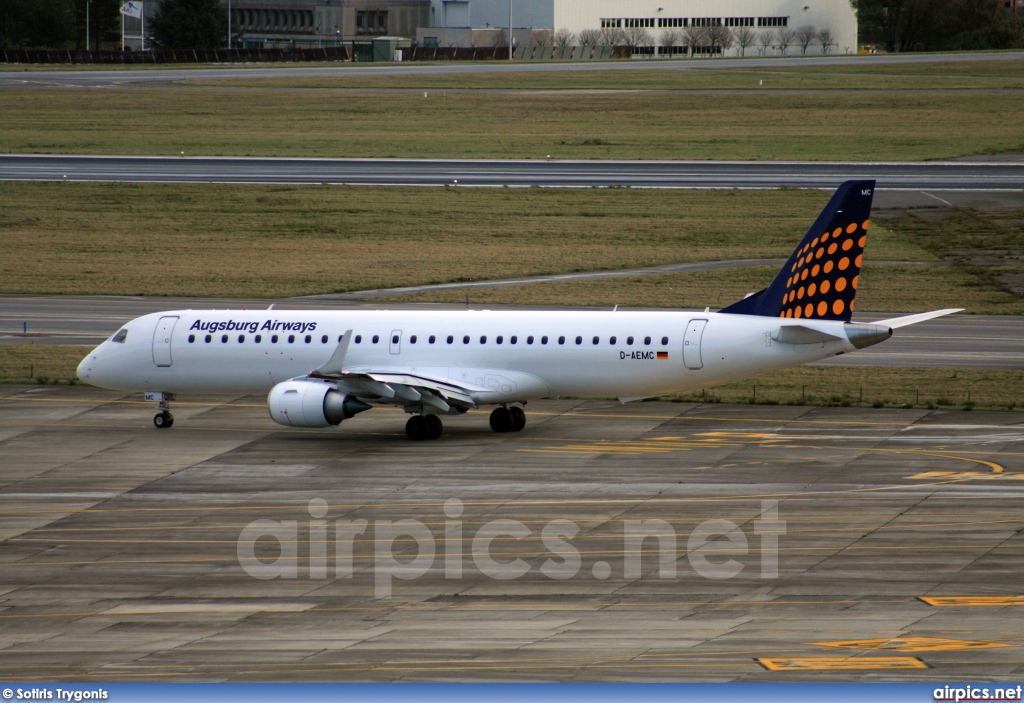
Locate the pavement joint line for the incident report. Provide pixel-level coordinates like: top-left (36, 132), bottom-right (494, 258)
top-left (0, 647), bottom-right (821, 672)
top-left (0, 600), bottom-right (905, 620)
top-left (11, 515), bottom-right (1024, 545)
top-left (9, 511), bottom-right (1022, 530)
top-left (6, 543), bottom-right (1024, 568)
top-left (3, 484), bottom-right (1017, 515)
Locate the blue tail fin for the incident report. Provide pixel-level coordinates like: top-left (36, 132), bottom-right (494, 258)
top-left (720, 180), bottom-right (875, 322)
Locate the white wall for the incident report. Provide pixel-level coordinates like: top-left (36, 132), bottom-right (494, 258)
top-left (554, 0), bottom-right (857, 54)
top-left (427, 0), bottom-right (857, 54)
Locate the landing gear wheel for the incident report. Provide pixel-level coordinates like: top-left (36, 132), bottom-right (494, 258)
top-left (154, 411), bottom-right (174, 429)
top-left (406, 415), bottom-right (430, 441)
top-left (489, 407), bottom-right (512, 433)
top-left (426, 414), bottom-right (443, 440)
top-left (509, 406), bottom-right (526, 432)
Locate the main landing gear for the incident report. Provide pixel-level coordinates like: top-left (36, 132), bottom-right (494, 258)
top-left (489, 405), bottom-right (526, 434)
top-left (406, 414), bottom-right (443, 441)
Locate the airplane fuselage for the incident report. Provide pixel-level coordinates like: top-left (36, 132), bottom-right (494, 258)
top-left (78, 308), bottom-right (856, 402)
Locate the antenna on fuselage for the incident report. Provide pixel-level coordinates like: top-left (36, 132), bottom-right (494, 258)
top-left (268, 304), bottom-right (275, 310)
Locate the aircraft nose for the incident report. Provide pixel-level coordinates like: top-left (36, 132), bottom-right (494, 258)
top-left (77, 353), bottom-right (95, 383)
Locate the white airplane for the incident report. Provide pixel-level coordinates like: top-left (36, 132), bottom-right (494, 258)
top-left (77, 180), bottom-right (958, 440)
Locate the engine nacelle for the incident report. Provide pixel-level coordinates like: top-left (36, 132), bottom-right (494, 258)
top-left (267, 380), bottom-right (372, 428)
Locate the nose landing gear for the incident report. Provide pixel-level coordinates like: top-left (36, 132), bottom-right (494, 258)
top-left (146, 391), bottom-right (175, 429)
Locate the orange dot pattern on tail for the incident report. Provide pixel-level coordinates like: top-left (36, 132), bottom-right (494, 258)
top-left (720, 180), bottom-right (875, 322)
top-left (781, 218), bottom-right (868, 320)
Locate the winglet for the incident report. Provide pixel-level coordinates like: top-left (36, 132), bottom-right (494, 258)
top-left (310, 329), bottom-right (353, 377)
top-left (876, 308), bottom-right (962, 329)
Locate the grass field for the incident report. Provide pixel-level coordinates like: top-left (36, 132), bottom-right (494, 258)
top-left (0, 182), bottom-right (929, 296)
top-left (2, 345), bottom-right (1017, 411)
top-left (387, 263), bottom-right (1024, 314)
top-left (3, 182), bottom-right (1021, 313)
top-left (2, 64), bottom-right (1022, 160)
top-left (193, 59), bottom-right (1024, 91)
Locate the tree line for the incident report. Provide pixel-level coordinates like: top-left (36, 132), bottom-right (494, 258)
top-left (854, 0), bottom-right (1024, 51)
top-left (538, 25), bottom-right (838, 56)
top-left (0, 0), bottom-right (227, 50)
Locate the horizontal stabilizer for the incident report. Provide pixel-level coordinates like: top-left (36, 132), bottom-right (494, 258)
top-left (875, 308), bottom-right (963, 329)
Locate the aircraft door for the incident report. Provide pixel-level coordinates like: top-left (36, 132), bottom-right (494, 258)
top-left (390, 330), bottom-right (402, 355)
top-left (683, 319), bottom-right (707, 370)
top-left (152, 316), bottom-right (179, 367)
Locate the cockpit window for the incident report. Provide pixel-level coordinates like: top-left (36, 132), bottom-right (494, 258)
top-left (111, 329), bottom-right (128, 343)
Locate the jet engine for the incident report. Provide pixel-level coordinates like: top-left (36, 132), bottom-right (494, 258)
top-left (267, 380), bottom-right (372, 428)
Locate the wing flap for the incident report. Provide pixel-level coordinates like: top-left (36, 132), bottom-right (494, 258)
top-left (321, 370), bottom-right (477, 408)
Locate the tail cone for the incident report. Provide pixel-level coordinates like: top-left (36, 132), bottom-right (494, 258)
top-left (845, 323), bottom-right (892, 350)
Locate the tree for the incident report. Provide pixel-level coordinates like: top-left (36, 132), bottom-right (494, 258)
top-left (70, 0), bottom-right (122, 50)
top-left (776, 27), bottom-right (795, 54)
top-left (757, 29), bottom-right (776, 55)
top-left (706, 25), bottom-right (733, 54)
top-left (733, 26), bottom-right (756, 56)
top-left (660, 28), bottom-right (681, 55)
top-left (851, 0), bottom-right (933, 52)
top-left (578, 28), bottom-right (601, 47)
top-left (682, 24), bottom-right (707, 55)
top-left (491, 28), bottom-right (508, 48)
top-left (553, 27), bottom-right (575, 51)
top-left (816, 27), bottom-right (835, 53)
top-left (623, 25), bottom-right (653, 50)
top-left (853, 0), bottom-right (1024, 52)
top-left (598, 26), bottom-right (625, 46)
top-left (795, 24), bottom-right (817, 54)
top-left (150, 0), bottom-right (227, 50)
top-left (0, 0), bottom-right (76, 49)
top-left (531, 28), bottom-right (552, 48)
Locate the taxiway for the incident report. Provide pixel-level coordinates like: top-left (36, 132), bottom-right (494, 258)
top-left (1, 387), bottom-right (1022, 681)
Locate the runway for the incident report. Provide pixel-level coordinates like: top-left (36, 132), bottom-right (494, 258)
top-left (1, 50), bottom-right (1022, 88)
top-left (2, 154), bottom-right (1022, 190)
top-left (1, 386), bottom-right (1022, 681)
top-left (2, 294), bottom-right (1021, 369)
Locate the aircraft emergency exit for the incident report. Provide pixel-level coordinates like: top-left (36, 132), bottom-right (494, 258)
top-left (77, 180), bottom-right (959, 440)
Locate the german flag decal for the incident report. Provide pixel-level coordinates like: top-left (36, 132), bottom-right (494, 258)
top-left (657, 351), bottom-right (669, 360)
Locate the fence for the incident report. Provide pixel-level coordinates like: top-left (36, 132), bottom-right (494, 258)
top-left (1, 45), bottom-right (632, 64)
top-left (0, 46), bottom-right (351, 65)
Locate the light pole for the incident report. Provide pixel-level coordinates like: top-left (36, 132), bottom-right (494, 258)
top-left (508, 0), bottom-right (512, 60)
top-left (227, 0), bottom-right (232, 48)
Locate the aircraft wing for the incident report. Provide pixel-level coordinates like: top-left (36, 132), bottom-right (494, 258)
top-left (306, 330), bottom-right (479, 411)
top-left (330, 370), bottom-right (479, 412)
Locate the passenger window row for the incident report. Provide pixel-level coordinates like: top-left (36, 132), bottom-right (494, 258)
top-left (188, 333), bottom-right (345, 345)
top-left (186, 331), bottom-right (672, 347)
top-left (352, 334), bottom-right (672, 346)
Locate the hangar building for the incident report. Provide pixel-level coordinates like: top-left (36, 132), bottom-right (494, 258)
top-left (423, 0), bottom-right (857, 55)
